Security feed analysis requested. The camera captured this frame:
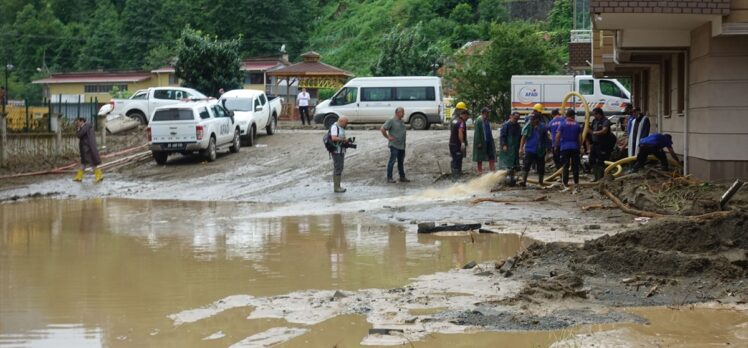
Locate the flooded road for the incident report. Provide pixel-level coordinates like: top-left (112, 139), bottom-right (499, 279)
top-left (0, 198), bottom-right (529, 347)
top-left (2, 199), bottom-right (746, 347)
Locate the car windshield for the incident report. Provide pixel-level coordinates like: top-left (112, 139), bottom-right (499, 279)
top-left (152, 108), bottom-right (194, 121)
top-left (222, 98), bottom-right (253, 112)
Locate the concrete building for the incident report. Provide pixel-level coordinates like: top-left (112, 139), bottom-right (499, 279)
top-left (575, 0), bottom-right (748, 181)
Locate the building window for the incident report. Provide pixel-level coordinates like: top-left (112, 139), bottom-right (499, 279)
top-left (244, 72), bottom-right (264, 85)
top-left (84, 84), bottom-right (128, 93)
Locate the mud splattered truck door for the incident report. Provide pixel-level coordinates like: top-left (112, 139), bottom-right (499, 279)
top-left (511, 75), bottom-right (631, 122)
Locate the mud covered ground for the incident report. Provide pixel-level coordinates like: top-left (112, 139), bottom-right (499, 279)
top-left (1, 123), bottom-right (746, 346)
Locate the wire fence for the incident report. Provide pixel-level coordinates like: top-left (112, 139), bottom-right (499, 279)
top-left (3, 97), bottom-right (102, 133)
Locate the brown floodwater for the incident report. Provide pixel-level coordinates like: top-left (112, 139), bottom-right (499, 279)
top-left (0, 198), bottom-right (531, 347)
top-left (1, 199), bottom-right (746, 347)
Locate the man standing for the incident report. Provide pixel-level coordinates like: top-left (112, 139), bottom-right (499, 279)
top-left (449, 110), bottom-right (469, 181)
top-left (626, 106), bottom-right (650, 157)
top-left (519, 115), bottom-right (551, 186)
top-left (499, 112), bottom-right (522, 173)
top-left (330, 116), bottom-right (351, 192)
top-left (555, 109), bottom-right (582, 192)
top-left (547, 108), bottom-right (564, 169)
top-left (526, 103), bottom-right (545, 124)
top-left (297, 87), bottom-right (311, 125)
top-left (381, 107), bottom-right (409, 183)
top-left (74, 117), bottom-right (103, 182)
top-left (472, 107), bottom-right (496, 174)
top-left (587, 107), bottom-right (615, 182)
top-left (629, 133), bottom-right (681, 173)
top-left (451, 101), bottom-right (467, 120)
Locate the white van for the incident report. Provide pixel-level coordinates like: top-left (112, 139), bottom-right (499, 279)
top-left (313, 76), bottom-right (444, 130)
top-left (511, 75), bottom-right (631, 121)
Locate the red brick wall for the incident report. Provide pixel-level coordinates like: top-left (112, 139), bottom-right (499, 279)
top-left (591, 1), bottom-right (731, 15)
top-left (569, 42), bottom-right (592, 70)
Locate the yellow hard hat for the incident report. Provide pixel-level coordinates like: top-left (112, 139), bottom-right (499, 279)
top-left (533, 103), bottom-right (544, 112)
top-left (456, 102), bottom-right (467, 110)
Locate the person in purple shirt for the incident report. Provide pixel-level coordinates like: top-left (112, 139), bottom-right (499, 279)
top-left (555, 109), bottom-right (582, 192)
top-left (548, 108), bottom-right (564, 170)
top-left (629, 133), bottom-right (681, 173)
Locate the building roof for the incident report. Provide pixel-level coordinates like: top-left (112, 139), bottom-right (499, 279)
top-left (241, 58), bottom-right (286, 71)
top-left (33, 71), bottom-right (152, 84)
top-left (151, 66), bottom-right (174, 73)
top-left (267, 51), bottom-right (354, 77)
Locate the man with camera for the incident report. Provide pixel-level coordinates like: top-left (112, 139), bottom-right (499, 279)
top-left (381, 107), bottom-right (410, 183)
top-left (330, 116), bottom-right (355, 193)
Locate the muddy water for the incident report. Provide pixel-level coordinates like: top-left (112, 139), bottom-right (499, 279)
top-left (0, 198), bottom-right (530, 347)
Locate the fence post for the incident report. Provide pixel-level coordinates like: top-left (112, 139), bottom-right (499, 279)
top-left (0, 111), bottom-right (6, 167)
top-left (25, 99), bottom-right (29, 133)
top-left (55, 113), bottom-right (63, 157)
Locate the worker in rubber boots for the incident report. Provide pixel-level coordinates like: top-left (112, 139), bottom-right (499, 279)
top-left (628, 133), bottom-right (680, 173)
top-left (587, 107), bottom-right (615, 182)
top-left (547, 108), bottom-right (564, 170)
top-left (472, 107), bottom-right (496, 174)
top-left (449, 110), bottom-right (469, 181)
top-left (499, 112), bottom-right (522, 177)
top-left (330, 116), bottom-right (352, 193)
top-left (556, 109), bottom-right (583, 192)
top-left (74, 117), bottom-right (103, 182)
top-left (518, 114), bottom-right (551, 187)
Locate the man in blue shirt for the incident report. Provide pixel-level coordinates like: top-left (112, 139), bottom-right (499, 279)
top-left (548, 108), bottom-right (564, 170)
top-left (629, 133), bottom-right (681, 173)
top-left (519, 115), bottom-right (551, 186)
top-left (555, 109), bottom-right (582, 191)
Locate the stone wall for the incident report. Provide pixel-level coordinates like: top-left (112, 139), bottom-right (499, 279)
top-left (4, 133), bottom-right (104, 164)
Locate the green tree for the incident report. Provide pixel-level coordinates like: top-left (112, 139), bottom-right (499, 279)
top-left (371, 23), bottom-right (441, 76)
top-left (10, 4), bottom-right (68, 81)
top-left (77, 0), bottom-right (121, 70)
top-left (143, 44), bottom-right (175, 70)
top-left (174, 27), bottom-right (242, 96)
top-left (449, 22), bottom-right (563, 119)
top-left (119, 0), bottom-right (165, 68)
top-left (478, 0), bottom-right (507, 23)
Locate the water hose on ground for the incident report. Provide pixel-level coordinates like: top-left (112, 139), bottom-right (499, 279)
top-left (604, 156), bottom-right (682, 177)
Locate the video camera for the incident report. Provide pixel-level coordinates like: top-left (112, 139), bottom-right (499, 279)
top-left (343, 137), bottom-right (357, 149)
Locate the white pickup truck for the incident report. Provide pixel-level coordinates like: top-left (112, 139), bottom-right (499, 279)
top-left (107, 87), bottom-right (208, 129)
top-left (146, 100), bottom-right (241, 164)
top-left (219, 89), bottom-right (282, 145)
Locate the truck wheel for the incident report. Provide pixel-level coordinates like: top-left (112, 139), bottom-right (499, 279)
top-left (129, 111), bottom-right (147, 125)
top-left (266, 114), bottom-right (277, 135)
top-left (409, 114), bottom-right (428, 130)
top-left (203, 136), bottom-right (217, 162)
top-left (247, 125), bottom-right (256, 147)
top-left (323, 114), bottom-right (338, 129)
top-left (229, 129), bottom-right (240, 153)
top-left (152, 151), bottom-right (168, 165)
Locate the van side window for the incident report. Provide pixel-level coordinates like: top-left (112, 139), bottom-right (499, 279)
top-left (361, 87), bottom-right (392, 101)
top-left (579, 80), bottom-right (594, 95)
top-left (395, 87), bottom-right (435, 101)
top-left (600, 80), bottom-right (624, 98)
top-left (332, 87), bottom-right (357, 105)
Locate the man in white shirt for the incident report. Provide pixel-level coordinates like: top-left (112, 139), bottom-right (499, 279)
top-left (297, 87), bottom-right (311, 125)
top-left (330, 117), bottom-right (351, 193)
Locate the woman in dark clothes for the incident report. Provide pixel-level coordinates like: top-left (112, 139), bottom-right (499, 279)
top-left (74, 117), bottom-right (103, 182)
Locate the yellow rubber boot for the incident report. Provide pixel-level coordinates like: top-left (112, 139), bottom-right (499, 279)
top-left (73, 170), bottom-right (84, 182)
top-left (94, 168), bottom-right (104, 183)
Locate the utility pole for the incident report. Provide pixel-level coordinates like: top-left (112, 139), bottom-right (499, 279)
top-left (1, 62), bottom-right (12, 167)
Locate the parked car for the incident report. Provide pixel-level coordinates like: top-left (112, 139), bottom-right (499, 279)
top-left (218, 89), bottom-right (282, 146)
top-left (146, 100), bottom-right (240, 164)
top-left (108, 87), bottom-right (208, 127)
top-left (511, 75), bottom-right (631, 123)
top-left (313, 76), bottom-right (444, 130)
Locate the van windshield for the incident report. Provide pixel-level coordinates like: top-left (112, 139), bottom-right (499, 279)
top-left (222, 98), bottom-right (253, 112)
top-left (152, 109), bottom-right (194, 121)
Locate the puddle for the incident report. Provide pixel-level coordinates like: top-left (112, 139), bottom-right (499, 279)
top-left (2, 198), bottom-right (744, 347)
top-left (0, 198), bottom-right (530, 347)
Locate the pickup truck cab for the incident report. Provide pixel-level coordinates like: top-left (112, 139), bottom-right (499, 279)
top-left (219, 89), bottom-right (282, 145)
top-left (110, 87), bottom-right (208, 125)
top-left (146, 100), bottom-right (240, 165)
